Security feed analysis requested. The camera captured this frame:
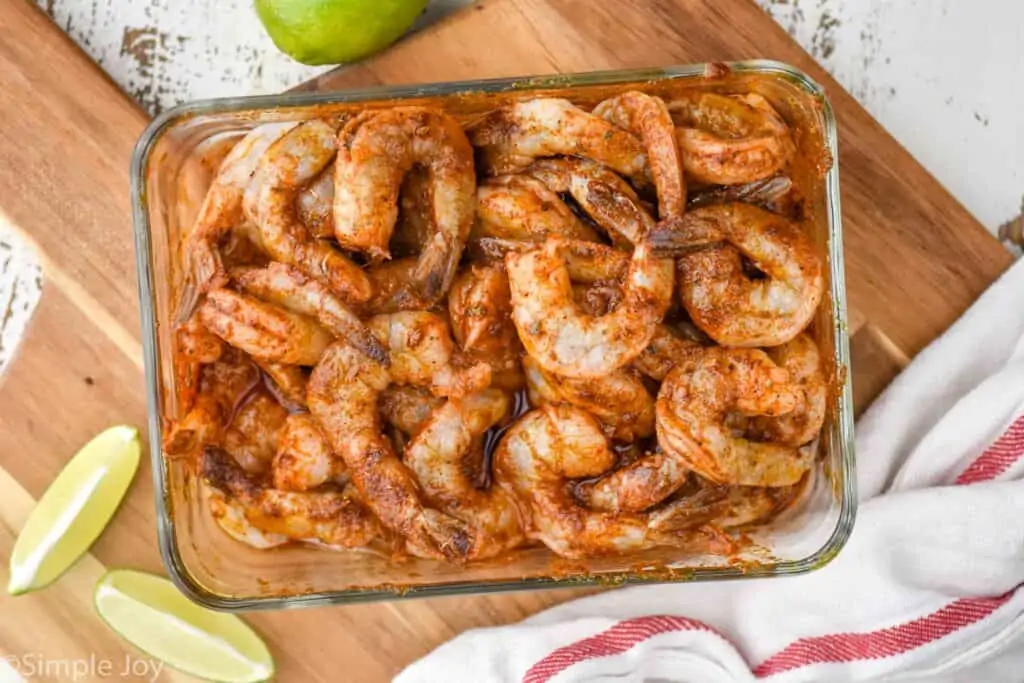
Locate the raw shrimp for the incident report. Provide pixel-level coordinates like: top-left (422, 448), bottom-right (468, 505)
top-left (506, 237), bottom-right (673, 378)
top-left (582, 345), bottom-right (808, 511)
top-left (380, 385), bottom-right (445, 436)
top-left (564, 267), bottom-right (707, 382)
top-left (575, 449), bottom-right (689, 514)
top-left (523, 356), bottom-right (654, 442)
top-left (657, 346), bottom-right (812, 486)
top-left (205, 488), bottom-right (288, 549)
top-left (404, 389), bottom-right (524, 559)
top-left (178, 122), bottom-right (296, 323)
top-left (448, 265), bottom-right (524, 391)
top-left (253, 359), bottom-right (308, 409)
top-left (334, 107), bottom-right (476, 300)
top-left (308, 342), bottom-right (472, 560)
top-left (524, 158), bottom-right (654, 245)
top-left (359, 258), bottom-right (432, 315)
top-left (233, 262), bottom-right (388, 365)
top-left (688, 175), bottom-right (798, 216)
top-left (174, 314), bottom-right (224, 415)
top-left (631, 324), bottom-right (704, 381)
top-left (593, 91), bottom-right (686, 218)
top-left (469, 98), bottom-right (648, 182)
top-left (668, 92), bottom-right (795, 185)
top-left (393, 168), bottom-right (435, 257)
top-left (368, 311), bottom-right (491, 398)
top-left (641, 477), bottom-right (799, 529)
top-left (572, 280), bottom-right (624, 317)
top-left (198, 289), bottom-right (333, 365)
top-left (272, 413), bottom-right (347, 491)
top-left (473, 175), bottom-right (600, 244)
top-left (244, 118), bottom-right (372, 304)
top-left (164, 351), bottom-right (260, 459)
top-left (650, 203), bottom-right (823, 347)
top-left (202, 446), bottom-right (380, 549)
top-left (493, 404), bottom-right (715, 558)
top-left (295, 166), bottom-right (335, 239)
top-left (748, 334), bottom-right (826, 447)
top-left (485, 237), bottom-right (630, 288)
top-left (557, 239), bottom-right (632, 283)
top-left (297, 167), bottom-right (436, 251)
top-left (222, 391), bottom-right (289, 474)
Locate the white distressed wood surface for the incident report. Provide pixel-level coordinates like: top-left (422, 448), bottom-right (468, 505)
top-left (2, 0), bottom-right (1021, 373)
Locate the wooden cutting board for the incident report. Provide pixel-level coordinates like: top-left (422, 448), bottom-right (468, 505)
top-left (0, 0), bottom-right (1013, 681)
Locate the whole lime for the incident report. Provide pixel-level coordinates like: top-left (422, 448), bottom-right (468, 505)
top-left (255, 0), bottom-right (428, 66)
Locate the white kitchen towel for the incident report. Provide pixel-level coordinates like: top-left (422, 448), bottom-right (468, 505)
top-left (397, 257), bottom-right (1024, 683)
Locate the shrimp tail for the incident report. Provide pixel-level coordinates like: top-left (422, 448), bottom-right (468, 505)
top-left (322, 307), bottom-right (391, 367)
top-left (175, 243), bottom-right (226, 326)
top-left (421, 508), bottom-right (473, 561)
top-left (647, 213), bottom-right (726, 257)
top-left (201, 445), bottom-right (258, 497)
top-left (174, 280), bottom-right (202, 328)
top-left (412, 232), bottom-right (462, 303)
top-left (646, 487), bottom-right (731, 532)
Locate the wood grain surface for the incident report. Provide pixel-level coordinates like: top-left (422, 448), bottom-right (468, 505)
top-left (0, 0), bottom-right (1013, 681)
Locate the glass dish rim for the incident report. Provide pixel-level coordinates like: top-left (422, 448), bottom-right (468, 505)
top-left (131, 58), bottom-right (856, 611)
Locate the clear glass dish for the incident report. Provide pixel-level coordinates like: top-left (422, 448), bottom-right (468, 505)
top-left (131, 59), bottom-right (855, 610)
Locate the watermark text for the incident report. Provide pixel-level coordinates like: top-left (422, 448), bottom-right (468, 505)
top-left (2, 652), bottom-right (164, 682)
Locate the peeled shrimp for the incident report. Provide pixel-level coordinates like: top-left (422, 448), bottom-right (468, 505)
top-left (164, 351), bottom-right (259, 459)
top-left (233, 262), bottom-right (388, 365)
top-left (198, 289), bottom-right (333, 365)
top-left (657, 346), bottom-right (812, 486)
top-left (524, 158), bottom-right (654, 245)
top-left (308, 342), bottom-right (472, 560)
top-left (380, 384), bottom-right (445, 436)
top-left (523, 355), bottom-right (654, 442)
top-left (244, 118), bottom-right (372, 304)
top-left (202, 446), bottom-right (379, 549)
top-left (222, 391), bottom-right (289, 474)
top-left (405, 389), bottom-right (524, 559)
top-left (641, 477), bottom-right (798, 529)
top-left (572, 280), bottom-right (624, 317)
top-left (174, 313), bottom-right (224, 415)
top-left (272, 413), bottom-right (347, 491)
top-left (469, 98), bottom-right (648, 182)
top-left (368, 311), bottom-right (490, 398)
top-left (749, 334), bottom-right (826, 447)
top-left (359, 258), bottom-right (432, 315)
top-left (563, 263), bottom-right (707, 382)
top-left (295, 166), bottom-right (335, 239)
top-left (393, 168), bottom-right (437, 257)
top-left (632, 324), bottom-right (704, 381)
top-left (650, 203), bottom-right (823, 347)
top-left (253, 359), bottom-right (308, 409)
top-left (494, 404), bottom-right (713, 558)
top-left (506, 237), bottom-right (673, 378)
top-left (688, 175), bottom-right (798, 216)
top-left (668, 93), bottom-right (795, 185)
top-left (334, 107), bottom-right (476, 300)
top-left (574, 448), bottom-right (689, 514)
top-left (473, 175), bottom-right (599, 244)
top-left (593, 91), bottom-right (686, 218)
top-left (448, 265), bottom-right (525, 391)
top-left (178, 122), bottom-right (296, 323)
top-left (581, 345), bottom-right (808, 511)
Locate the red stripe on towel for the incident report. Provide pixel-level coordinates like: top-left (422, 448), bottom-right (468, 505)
top-left (955, 414), bottom-right (1024, 484)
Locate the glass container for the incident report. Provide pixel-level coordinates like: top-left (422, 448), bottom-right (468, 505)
top-left (131, 60), bottom-right (855, 610)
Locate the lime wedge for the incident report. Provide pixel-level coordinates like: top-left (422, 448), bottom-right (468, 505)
top-left (8, 425), bottom-right (141, 595)
top-left (94, 570), bottom-right (274, 683)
